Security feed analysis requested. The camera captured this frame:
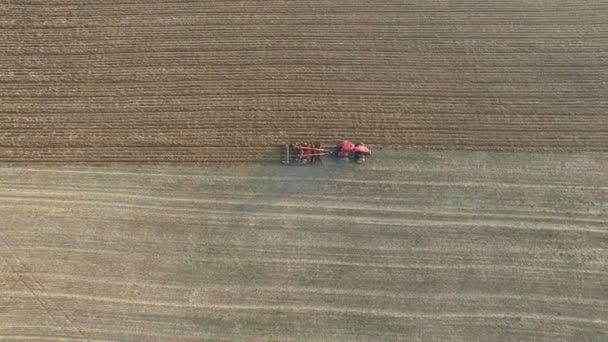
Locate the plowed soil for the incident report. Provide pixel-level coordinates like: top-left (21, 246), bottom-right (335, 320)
top-left (1, 0), bottom-right (608, 162)
top-left (1, 150), bottom-right (607, 340)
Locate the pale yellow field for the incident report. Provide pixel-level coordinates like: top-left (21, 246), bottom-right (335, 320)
top-left (1, 150), bottom-right (606, 340)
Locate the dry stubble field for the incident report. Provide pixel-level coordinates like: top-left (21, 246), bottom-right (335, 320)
top-left (1, 151), bottom-right (606, 340)
top-left (1, 0), bottom-right (608, 341)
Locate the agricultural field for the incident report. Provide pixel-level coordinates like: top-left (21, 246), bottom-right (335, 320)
top-left (1, 0), bottom-right (607, 162)
top-left (1, 0), bottom-right (607, 341)
top-left (0, 150), bottom-right (606, 340)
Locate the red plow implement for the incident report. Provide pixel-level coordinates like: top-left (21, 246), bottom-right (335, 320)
top-left (282, 143), bottom-right (332, 165)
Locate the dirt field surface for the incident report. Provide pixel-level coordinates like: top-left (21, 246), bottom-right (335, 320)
top-left (0, 150), bottom-right (606, 340)
top-left (2, 0), bottom-right (608, 162)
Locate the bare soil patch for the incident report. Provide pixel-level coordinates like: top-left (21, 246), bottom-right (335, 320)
top-left (1, 1), bottom-right (607, 162)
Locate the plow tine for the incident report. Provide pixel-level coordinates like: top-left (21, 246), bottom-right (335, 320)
top-left (282, 144), bottom-right (290, 164)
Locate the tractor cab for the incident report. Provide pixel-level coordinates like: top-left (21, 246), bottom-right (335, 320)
top-left (336, 140), bottom-right (355, 163)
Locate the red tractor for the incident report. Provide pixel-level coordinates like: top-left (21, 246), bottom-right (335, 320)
top-left (283, 141), bottom-right (370, 165)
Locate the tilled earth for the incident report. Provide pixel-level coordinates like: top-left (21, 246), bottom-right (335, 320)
top-left (0, 150), bottom-right (606, 340)
top-left (1, 0), bottom-right (607, 162)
